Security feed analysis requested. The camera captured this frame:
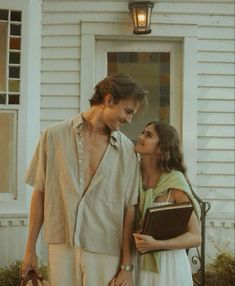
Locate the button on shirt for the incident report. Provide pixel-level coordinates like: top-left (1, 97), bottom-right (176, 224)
top-left (25, 113), bottom-right (139, 256)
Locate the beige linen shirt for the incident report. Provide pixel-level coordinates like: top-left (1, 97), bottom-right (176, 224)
top-left (25, 113), bottom-right (139, 255)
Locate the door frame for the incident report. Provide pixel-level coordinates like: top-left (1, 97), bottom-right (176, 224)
top-left (80, 22), bottom-right (198, 185)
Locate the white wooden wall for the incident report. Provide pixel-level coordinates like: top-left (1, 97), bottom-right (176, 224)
top-left (0, 0), bottom-right (234, 267)
top-left (0, 215), bottom-right (28, 266)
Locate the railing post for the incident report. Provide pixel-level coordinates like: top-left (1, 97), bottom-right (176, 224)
top-left (190, 186), bottom-right (211, 286)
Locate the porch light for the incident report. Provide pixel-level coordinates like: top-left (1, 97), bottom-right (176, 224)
top-left (129, 1), bottom-right (154, 35)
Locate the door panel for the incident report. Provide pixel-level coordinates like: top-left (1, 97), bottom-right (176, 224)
top-left (96, 40), bottom-right (182, 141)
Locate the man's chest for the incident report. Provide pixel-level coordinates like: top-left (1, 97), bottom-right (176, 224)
top-left (82, 135), bottom-right (109, 189)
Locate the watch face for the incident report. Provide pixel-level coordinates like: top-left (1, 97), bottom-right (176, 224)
top-left (120, 264), bottom-right (134, 271)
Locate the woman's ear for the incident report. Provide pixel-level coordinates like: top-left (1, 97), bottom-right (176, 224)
top-left (104, 94), bottom-right (113, 107)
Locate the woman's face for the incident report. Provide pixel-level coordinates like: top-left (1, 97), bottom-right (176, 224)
top-left (134, 124), bottom-right (160, 155)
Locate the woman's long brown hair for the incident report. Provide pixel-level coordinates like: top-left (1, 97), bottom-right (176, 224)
top-left (146, 121), bottom-right (187, 176)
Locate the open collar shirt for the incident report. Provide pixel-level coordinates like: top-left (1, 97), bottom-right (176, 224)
top-left (25, 113), bottom-right (139, 255)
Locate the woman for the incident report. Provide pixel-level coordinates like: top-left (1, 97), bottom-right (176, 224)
top-left (133, 121), bottom-right (201, 286)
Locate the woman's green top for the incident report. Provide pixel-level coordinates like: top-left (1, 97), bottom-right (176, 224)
top-left (137, 170), bottom-right (199, 273)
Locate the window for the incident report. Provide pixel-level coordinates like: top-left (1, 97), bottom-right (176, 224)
top-left (0, 9), bottom-right (21, 105)
top-left (0, 9), bottom-right (21, 196)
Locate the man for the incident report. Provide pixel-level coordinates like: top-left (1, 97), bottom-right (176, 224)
top-left (22, 73), bottom-right (147, 286)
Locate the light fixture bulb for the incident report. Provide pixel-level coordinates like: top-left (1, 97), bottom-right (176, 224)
top-left (137, 13), bottom-right (146, 26)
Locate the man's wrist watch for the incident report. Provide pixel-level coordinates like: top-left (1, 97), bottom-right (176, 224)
top-left (120, 264), bottom-right (134, 272)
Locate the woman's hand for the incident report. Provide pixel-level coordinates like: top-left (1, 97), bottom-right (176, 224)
top-left (133, 233), bottom-right (160, 254)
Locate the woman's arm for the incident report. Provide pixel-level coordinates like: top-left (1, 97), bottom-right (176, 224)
top-left (134, 190), bottom-right (201, 253)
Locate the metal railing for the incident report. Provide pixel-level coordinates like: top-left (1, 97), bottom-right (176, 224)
top-left (190, 187), bottom-right (211, 286)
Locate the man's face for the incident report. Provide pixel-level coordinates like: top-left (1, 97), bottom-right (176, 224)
top-left (103, 96), bottom-right (139, 131)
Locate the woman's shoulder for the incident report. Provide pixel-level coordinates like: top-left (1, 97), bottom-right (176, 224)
top-left (164, 170), bottom-right (185, 181)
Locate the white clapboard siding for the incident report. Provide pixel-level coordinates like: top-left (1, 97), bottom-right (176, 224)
top-left (198, 39), bottom-right (234, 52)
top-left (41, 107), bottom-right (79, 121)
top-left (42, 47), bottom-right (80, 59)
top-left (42, 24), bottom-right (80, 36)
top-left (198, 27), bottom-right (235, 40)
top-left (198, 87), bottom-right (234, 100)
top-left (198, 74), bottom-right (234, 87)
top-left (43, 12), bottom-right (130, 24)
top-left (198, 112), bottom-right (235, 125)
top-left (197, 174), bottom-right (234, 188)
top-left (198, 62), bottom-right (234, 75)
top-left (41, 83), bottom-right (80, 96)
top-left (41, 96), bottom-right (79, 108)
top-left (198, 162), bottom-right (234, 175)
top-left (197, 150), bottom-right (234, 162)
top-left (198, 137), bottom-right (234, 149)
top-left (197, 187), bottom-right (235, 200)
top-left (42, 59), bottom-right (80, 72)
top-left (42, 36), bottom-right (81, 48)
top-left (43, 1), bottom-right (127, 12)
top-left (198, 125), bottom-right (234, 137)
top-left (41, 71), bottom-right (80, 84)
top-left (197, 100), bottom-right (234, 113)
top-left (198, 51), bottom-right (234, 63)
top-left (155, 14), bottom-right (234, 26)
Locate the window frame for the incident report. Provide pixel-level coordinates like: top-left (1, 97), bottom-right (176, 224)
top-left (0, 0), bottom-right (41, 212)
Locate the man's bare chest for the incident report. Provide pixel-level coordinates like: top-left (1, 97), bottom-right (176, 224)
top-left (82, 136), bottom-right (109, 189)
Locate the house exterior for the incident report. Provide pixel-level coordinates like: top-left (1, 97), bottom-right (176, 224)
top-left (0, 0), bottom-right (234, 269)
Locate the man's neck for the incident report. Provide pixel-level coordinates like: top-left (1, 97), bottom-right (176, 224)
top-left (82, 106), bottom-right (110, 136)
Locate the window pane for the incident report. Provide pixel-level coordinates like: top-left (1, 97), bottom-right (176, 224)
top-left (10, 23), bottom-right (21, 36)
top-left (0, 9), bottom-right (8, 20)
top-left (9, 94), bottom-right (20, 104)
top-left (10, 37), bottom-right (21, 50)
top-left (9, 66), bottom-right (20, 78)
top-left (10, 10), bottom-right (21, 22)
top-left (9, 79), bottom-right (20, 92)
top-left (0, 112), bottom-right (17, 193)
top-left (0, 22), bottom-right (8, 92)
top-left (108, 52), bottom-right (170, 141)
top-left (0, 94), bottom-right (6, 104)
top-left (9, 52), bottom-right (20, 64)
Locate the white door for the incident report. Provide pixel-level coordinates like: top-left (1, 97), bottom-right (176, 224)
top-left (96, 40), bottom-right (182, 141)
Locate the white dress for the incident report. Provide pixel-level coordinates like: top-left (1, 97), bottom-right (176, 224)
top-left (135, 193), bottom-right (194, 286)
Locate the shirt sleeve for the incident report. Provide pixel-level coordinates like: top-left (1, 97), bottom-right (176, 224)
top-left (24, 130), bottom-right (48, 191)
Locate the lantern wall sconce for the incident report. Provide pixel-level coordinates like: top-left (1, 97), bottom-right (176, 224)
top-left (129, 1), bottom-right (154, 35)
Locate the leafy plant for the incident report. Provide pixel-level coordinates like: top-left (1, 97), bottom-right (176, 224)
top-left (205, 251), bottom-right (235, 286)
top-left (0, 260), bottom-right (48, 286)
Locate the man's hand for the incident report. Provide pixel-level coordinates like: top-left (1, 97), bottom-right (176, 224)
top-left (21, 252), bottom-right (40, 278)
top-left (110, 270), bottom-right (133, 286)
